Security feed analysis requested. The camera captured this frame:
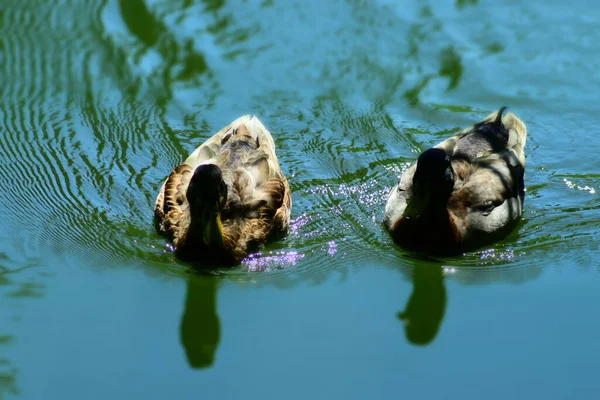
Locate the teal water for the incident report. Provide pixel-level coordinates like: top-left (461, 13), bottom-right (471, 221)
top-left (1, 0), bottom-right (599, 398)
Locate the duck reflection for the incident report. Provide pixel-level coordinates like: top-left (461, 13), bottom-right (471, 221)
top-left (180, 273), bottom-right (221, 369)
top-left (398, 266), bottom-right (446, 346)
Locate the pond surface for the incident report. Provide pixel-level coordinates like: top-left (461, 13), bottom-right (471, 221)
top-left (1, 0), bottom-right (599, 398)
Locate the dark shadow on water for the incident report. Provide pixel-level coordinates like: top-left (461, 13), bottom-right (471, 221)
top-left (180, 271), bottom-right (222, 369)
top-left (398, 265), bottom-right (446, 346)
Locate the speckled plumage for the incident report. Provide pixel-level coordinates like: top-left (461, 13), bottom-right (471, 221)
top-left (155, 116), bottom-right (291, 264)
top-left (384, 109), bottom-right (527, 254)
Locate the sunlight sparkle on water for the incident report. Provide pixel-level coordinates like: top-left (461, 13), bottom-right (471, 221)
top-left (564, 178), bottom-right (596, 194)
top-left (383, 162), bottom-right (411, 176)
top-left (476, 248), bottom-right (518, 264)
top-left (310, 181), bottom-right (389, 209)
top-left (327, 241), bottom-right (337, 256)
top-left (242, 251), bottom-right (305, 272)
top-left (290, 213), bottom-right (311, 235)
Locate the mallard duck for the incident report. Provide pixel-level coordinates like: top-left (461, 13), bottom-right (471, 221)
top-left (154, 115), bottom-right (292, 264)
top-left (384, 108), bottom-right (527, 254)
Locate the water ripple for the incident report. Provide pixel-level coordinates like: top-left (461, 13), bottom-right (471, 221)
top-left (0, 0), bottom-right (597, 289)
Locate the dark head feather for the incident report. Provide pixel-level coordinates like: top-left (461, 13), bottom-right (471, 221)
top-left (414, 148), bottom-right (451, 182)
top-left (187, 164), bottom-right (227, 208)
top-left (413, 148), bottom-right (454, 197)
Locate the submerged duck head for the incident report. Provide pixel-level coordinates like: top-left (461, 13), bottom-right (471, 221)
top-left (403, 148), bottom-right (454, 220)
top-left (187, 164), bottom-right (228, 247)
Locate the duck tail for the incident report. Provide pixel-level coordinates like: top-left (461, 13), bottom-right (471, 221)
top-left (494, 106), bottom-right (508, 126)
top-left (246, 116), bottom-right (277, 154)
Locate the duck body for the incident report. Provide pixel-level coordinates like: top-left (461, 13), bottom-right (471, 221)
top-left (155, 115), bottom-right (291, 264)
top-left (384, 108), bottom-right (527, 254)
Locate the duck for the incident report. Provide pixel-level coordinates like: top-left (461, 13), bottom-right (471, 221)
top-left (154, 115), bottom-right (292, 264)
top-left (383, 107), bottom-right (527, 254)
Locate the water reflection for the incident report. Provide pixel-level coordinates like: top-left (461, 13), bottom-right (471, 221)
top-left (403, 7), bottom-right (465, 106)
top-left (116, 0), bottom-right (212, 105)
top-left (455, 0), bottom-right (478, 9)
top-left (180, 273), bottom-right (221, 369)
top-left (0, 335), bottom-right (18, 398)
top-left (0, 263), bottom-right (41, 398)
top-left (398, 266), bottom-right (446, 346)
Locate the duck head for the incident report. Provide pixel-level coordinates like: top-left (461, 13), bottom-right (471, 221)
top-left (403, 148), bottom-right (454, 220)
top-left (186, 164), bottom-right (228, 247)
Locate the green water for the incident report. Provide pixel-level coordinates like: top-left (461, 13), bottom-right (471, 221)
top-left (1, 0), bottom-right (599, 398)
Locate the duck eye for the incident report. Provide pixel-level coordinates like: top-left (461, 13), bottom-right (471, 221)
top-left (473, 200), bottom-right (502, 215)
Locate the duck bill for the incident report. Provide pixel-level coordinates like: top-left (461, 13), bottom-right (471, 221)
top-left (402, 189), bottom-right (430, 220)
top-left (201, 204), bottom-right (224, 247)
